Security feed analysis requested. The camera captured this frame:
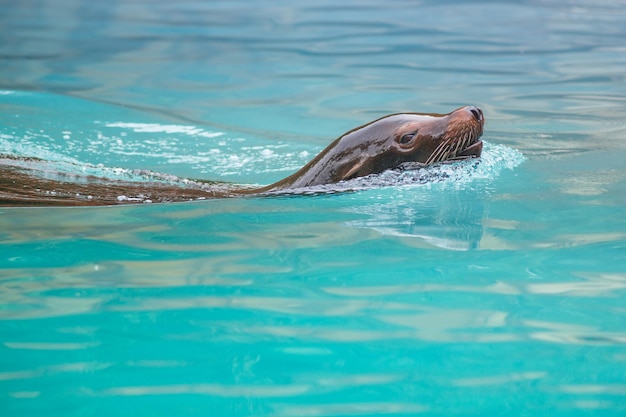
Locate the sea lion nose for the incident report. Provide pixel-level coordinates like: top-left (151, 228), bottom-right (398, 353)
top-left (468, 106), bottom-right (483, 122)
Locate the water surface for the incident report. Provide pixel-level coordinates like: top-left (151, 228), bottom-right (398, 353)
top-left (1, 0), bottom-right (626, 416)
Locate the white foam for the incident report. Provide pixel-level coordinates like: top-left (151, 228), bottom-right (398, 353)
top-left (104, 122), bottom-right (224, 138)
top-left (269, 142), bottom-right (524, 196)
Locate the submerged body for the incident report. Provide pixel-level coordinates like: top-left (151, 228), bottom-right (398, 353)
top-left (0, 106), bottom-right (484, 206)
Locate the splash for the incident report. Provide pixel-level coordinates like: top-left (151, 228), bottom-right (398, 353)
top-left (355, 141), bottom-right (525, 190)
top-left (36, 141), bottom-right (521, 191)
top-left (269, 142), bottom-right (525, 196)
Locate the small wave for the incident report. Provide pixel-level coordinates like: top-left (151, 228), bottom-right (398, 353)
top-left (0, 154), bottom-right (199, 186)
top-left (95, 122), bottom-right (313, 180)
top-left (103, 122), bottom-right (224, 139)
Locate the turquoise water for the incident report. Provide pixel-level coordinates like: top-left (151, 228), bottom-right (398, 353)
top-left (1, 0), bottom-right (626, 416)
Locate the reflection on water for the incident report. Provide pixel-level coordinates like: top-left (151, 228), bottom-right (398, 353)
top-left (343, 142), bottom-right (523, 250)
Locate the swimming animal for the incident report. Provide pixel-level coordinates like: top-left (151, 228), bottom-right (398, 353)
top-left (0, 106), bottom-right (484, 206)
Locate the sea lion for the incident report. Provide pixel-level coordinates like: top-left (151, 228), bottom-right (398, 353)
top-left (0, 106), bottom-right (484, 206)
top-left (257, 105), bottom-right (484, 191)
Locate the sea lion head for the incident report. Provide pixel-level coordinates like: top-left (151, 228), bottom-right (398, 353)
top-left (387, 105), bottom-right (484, 165)
top-left (268, 105), bottom-right (485, 190)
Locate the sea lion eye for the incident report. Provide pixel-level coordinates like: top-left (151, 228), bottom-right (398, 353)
top-left (399, 132), bottom-right (416, 145)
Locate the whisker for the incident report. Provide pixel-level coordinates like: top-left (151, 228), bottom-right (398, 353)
top-left (426, 141), bottom-right (449, 164)
top-left (425, 142), bottom-right (445, 164)
top-left (428, 141), bottom-right (453, 164)
top-left (452, 132), bottom-right (467, 156)
top-left (426, 124), bottom-right (481, 165)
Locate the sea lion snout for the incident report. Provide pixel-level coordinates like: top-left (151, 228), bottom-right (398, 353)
top-left (423, 106), bottom-right (485, 165)
top-left (467, 106), bottom-right (484, 123)
top-left (455, 105), bottom-right (484, 132)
